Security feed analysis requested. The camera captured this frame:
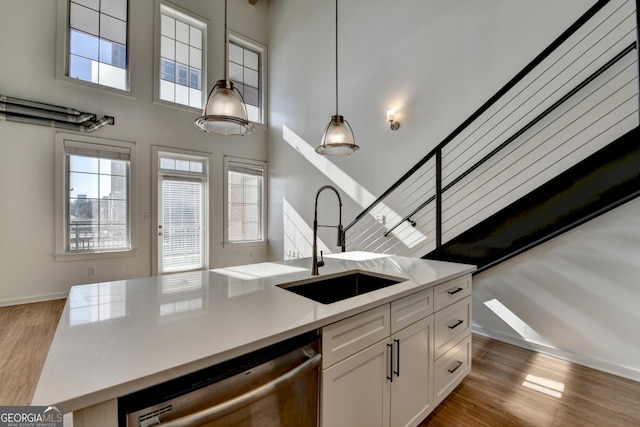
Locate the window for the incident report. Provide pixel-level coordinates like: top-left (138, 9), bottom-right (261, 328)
top-left (157, 151), bottom-right (208, 273)
top-left (228, 33), bottom-right (266, 124)
top-left (66, 0), bottom-right (129, 91)
top-left (225, 157), bottom-right (266, 243)
top-left (55, 134), bottom-right (136, 257)
top-left (158, 3), bottom-right (206, 109)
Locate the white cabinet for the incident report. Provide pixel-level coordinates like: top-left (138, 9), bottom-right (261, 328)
top-left (321, 339), bottom-right (391, 427)
top-left (434, 334), bottom-right (471, 407)
top-left (322, 303), bottom-right (390, 368)
top-left (432, 277), bottom-right (472, 408)
top-left (390, 316), bottom-right (434, 427)
top-left (321, 289), bottom-right (434, 427)
top-left (320, 273), bottom-right (472, 427)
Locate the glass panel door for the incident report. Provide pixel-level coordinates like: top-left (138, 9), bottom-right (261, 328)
top-left (159, 177), bottom-right (204, 273)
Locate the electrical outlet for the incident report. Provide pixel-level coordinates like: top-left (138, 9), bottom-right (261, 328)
top-left (88, 266), bottom-right (95, 276)
top-left (375, 214), bottom-right (386, 225)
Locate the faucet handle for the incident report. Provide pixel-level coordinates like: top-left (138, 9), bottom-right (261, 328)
top-left (318, 250), bottom-right (325, 267)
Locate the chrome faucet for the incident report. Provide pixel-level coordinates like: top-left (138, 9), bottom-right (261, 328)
top-left (311, 185), bottom-right (344, 275)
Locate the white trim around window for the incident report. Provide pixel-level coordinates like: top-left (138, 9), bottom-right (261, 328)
top-left (223, 156), bottom-right (267, 246)
top-left (153, 0), bottom-right (208, 112)
top-left (55, 132), bottom-right (138, 261)
top-left (55, 0), bottom-right (134, 97)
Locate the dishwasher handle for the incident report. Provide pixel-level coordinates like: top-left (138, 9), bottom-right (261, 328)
top-left (157, 349), bottom-right (322, 427)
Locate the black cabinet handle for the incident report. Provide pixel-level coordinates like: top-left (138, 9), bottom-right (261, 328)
top-left (393, 339), bottom-right (400, 377)
top-left (448, 319), bottom-right (464, 329)
top-left (447, 287), bottom-right (463, 295)
top-left (387, 343), bottom-right (393, 382)
top-left (448, 361), bottom-right (463, 374)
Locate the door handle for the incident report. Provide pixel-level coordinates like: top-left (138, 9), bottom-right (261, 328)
top-left (393, 338), bottom-right (400, 378)
top-left (157, 349), bottom-right (321, 427)
top-left (387, 343), bottom-right (393, 382)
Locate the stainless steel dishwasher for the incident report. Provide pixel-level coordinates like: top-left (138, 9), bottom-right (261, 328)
top-left (119, 331), bottom-right (320, 427)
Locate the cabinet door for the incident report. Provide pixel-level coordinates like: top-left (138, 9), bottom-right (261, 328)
top-left (390, 316), bottom-right (434, 427)
top-left (321, 339), bottom-right (391, 427)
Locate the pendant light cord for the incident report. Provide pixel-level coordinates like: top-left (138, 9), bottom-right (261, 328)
top-left (224, 0), bottom-right (228, 80)
top-left (335, 0), bottom-right (339, 115)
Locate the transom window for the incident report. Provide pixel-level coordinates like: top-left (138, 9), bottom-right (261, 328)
top-left (225, 157), bottom-right (266, 243)
top-left (228, 34), bottom-right (265, 124)
top-left (68, 0), bottom-right (129, 91)
top-left (159, 3), bottom-right (206, 109)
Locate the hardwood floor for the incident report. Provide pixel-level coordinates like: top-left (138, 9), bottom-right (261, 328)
top-left (0, 299), bottom-right (65, 406)
top-left (421, 335), bottom-right (640, 426)
top-left (1, 300), bottom-right (639, 426)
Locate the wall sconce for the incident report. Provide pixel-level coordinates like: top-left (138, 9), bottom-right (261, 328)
top-left (387, 109), bottom-right (400, 131)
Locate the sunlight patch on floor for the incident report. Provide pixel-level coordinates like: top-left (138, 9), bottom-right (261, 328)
top-left (522, 374), bottom-right (565, 398)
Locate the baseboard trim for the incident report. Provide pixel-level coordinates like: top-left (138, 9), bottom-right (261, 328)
top-left (472, 326), bottom-right (640, 383)
top-left (0, 292), bottom-right (68, 307)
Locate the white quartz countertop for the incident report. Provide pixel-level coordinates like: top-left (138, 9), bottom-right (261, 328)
top-left (32, 252), bottom-right (474, 412)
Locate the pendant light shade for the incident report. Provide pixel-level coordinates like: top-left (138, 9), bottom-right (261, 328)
top-left (316, 0), bottom-right (359, 156)
top-left (316, 115), bottom-right (358, 155)
top-left (193, 0), bottom-right (253, 136)
top-left (194, 80), bottom-right (254, 135)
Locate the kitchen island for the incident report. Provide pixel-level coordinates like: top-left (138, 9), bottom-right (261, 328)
top-left (33, 252), bottom-right (474, 424)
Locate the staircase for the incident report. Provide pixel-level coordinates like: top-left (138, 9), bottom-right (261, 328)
top-left (343, 0), bottom-right (639, 272)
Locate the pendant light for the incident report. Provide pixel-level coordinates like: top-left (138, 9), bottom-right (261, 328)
top-left (194, 0), bottom-right (254, 136)
top-left (315, 0), bottom-right (359, 156)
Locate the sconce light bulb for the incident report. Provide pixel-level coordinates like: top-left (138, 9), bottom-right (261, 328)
top-left (387, 109), bottom-right (395, 122)
top-left (387, 109), bottom-right (400, 131)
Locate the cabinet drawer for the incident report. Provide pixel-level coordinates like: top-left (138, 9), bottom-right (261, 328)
top-left (434, 334), bottom-right (471, 407)
top-left (390, 287), bottom-right (433, 334)
top-left (322, 304), bottom-right (390, 368)
top-left (434, 296), bottom-right (471, 359)
top-left (433, 274), bottom-right (471, 312)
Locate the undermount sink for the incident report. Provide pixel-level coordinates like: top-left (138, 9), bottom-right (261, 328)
top-left (277, 271), bottom-right (404, 304)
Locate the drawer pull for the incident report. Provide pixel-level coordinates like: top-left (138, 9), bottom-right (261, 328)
top-left (447, 287), bottom-right (464, 295)
top-left (448, 361), bottom-right (463, 374)
top-left (387, 343), bottom-right (393, 382)
top-left (448, 319), bottom-right (464, 329)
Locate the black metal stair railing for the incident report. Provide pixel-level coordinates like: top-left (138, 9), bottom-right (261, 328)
top-left (379, 41), bottom-right (636, 241)
top-left (341, 0), bottom-right (639, 265)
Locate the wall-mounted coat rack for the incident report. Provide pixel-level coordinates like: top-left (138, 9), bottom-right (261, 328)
top-left (0, 95), bottom-right (114, 133)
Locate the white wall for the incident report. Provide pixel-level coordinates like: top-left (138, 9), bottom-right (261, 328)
top-left (0, 0), bottom-right (269, 305)
top-left (473, 197), bottom-right (640, 381)
top-left (266, 0), bottom-right (592, 261)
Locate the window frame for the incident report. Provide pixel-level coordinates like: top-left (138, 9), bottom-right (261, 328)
top-left (55, 132), bottom-right (138, 261)
top-left (223, 156), bottom-right (268, 246)
top-left (228, 31), bottom-right (268, 127)
top-left (154, 0), bottom-right (208, 112)
top-left (56, 0), bottom-right (133, 96)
